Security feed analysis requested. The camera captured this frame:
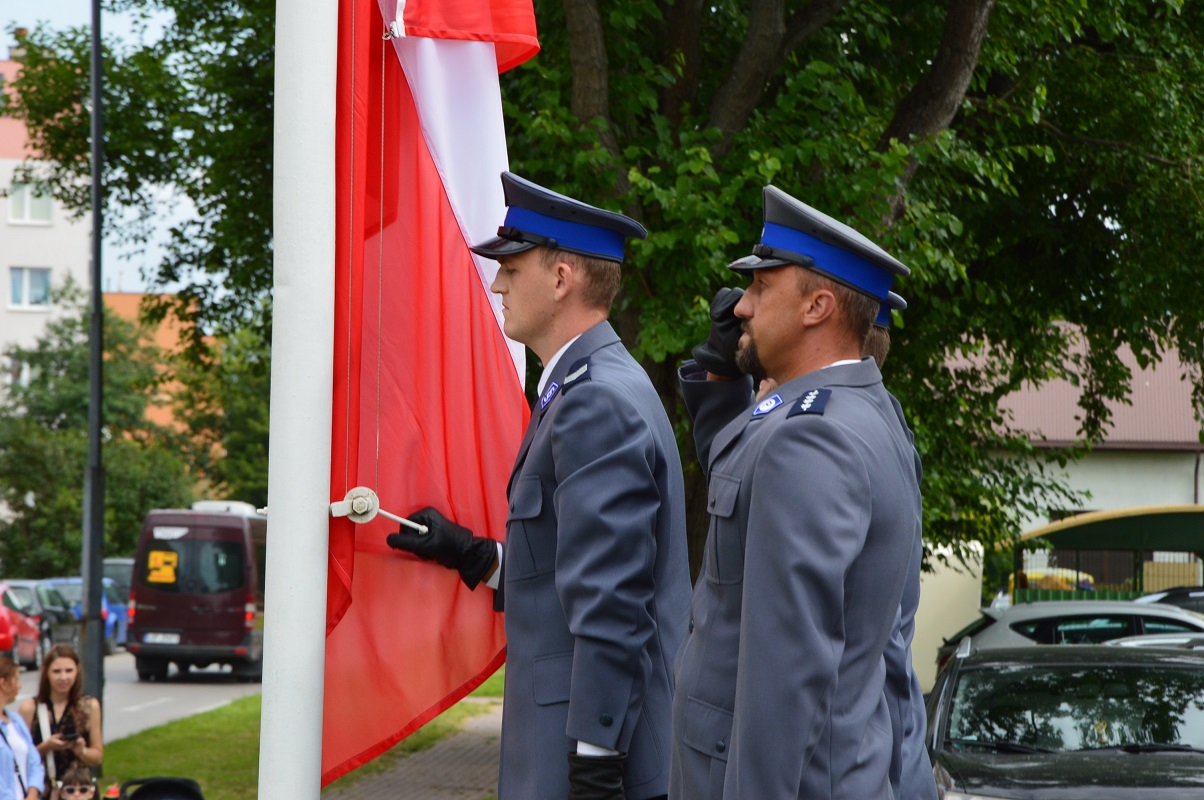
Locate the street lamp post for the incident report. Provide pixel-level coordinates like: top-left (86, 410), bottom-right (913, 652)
top-left (81, 0), bottom-right (106, 703)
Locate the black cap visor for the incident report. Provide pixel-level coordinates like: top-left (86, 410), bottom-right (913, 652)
top-left (469, 225), bottom-right (555, 260)
top-left (728, 244), bottom-right (815, 274)
top-left (470, 235), bottom-right (537, 260)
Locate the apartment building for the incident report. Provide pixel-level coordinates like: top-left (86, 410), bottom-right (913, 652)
top-left (1, 48), bottom-right (92, 378)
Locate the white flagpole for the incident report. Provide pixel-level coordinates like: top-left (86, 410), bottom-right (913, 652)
top-left (259, 0), bottom-right (337, 795)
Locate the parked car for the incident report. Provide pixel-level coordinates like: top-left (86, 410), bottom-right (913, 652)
top-left (46, 577), bottom-right (127, 655)
top-left (927, 644), bottom-right (1204, 798)
top-left (104, 557), bottom-right (135, 604)
top-left (0, 584), bottom-right (42, 669)
top-left (936, 600), bottom-right (1204, 669)
top-left (1107, 632), bottom-right (1204, 650)
top-left (1135, 585), bottom-right (1204, 613)
top-left (5, 579), bottom-right (81, 658)
top-left (127, 501), bottom-right (266, 682)
top-left (0, 608), bottom-right (15, 664)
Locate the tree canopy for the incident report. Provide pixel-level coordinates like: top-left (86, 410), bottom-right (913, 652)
top-left (5, 0), bottom-right (1203, 572)
top-left (0, 284), bottom-right (194, 576)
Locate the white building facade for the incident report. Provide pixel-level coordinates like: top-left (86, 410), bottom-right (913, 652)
top-left (1, 54), bottom-right (92, 377)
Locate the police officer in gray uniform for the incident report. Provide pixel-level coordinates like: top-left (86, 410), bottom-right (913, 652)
top-left (387, 172), bottom-right (691, 800)
top-left (871, 294), bottom-right (939, 800)
top-left (668, 185), bottom-right (922, 799)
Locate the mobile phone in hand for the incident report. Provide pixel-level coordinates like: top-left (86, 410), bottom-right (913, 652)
top-left (61, 732), bottom-right (81, 741)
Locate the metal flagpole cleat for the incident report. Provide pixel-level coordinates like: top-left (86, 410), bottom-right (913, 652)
top-left (330, 486), bottom-right (429, 534)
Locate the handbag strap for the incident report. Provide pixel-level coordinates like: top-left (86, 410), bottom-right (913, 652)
top-left (36, 703), bottom-right (55, 783)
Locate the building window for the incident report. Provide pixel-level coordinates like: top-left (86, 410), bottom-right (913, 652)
top-left (7, 184), bottom-right (53, 225)
top-left (5, 357), bottom-right (31, 388)
top-left (10, 267), bottom-right (52, 308)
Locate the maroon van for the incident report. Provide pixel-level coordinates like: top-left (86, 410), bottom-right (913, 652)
top-left (126, 501), bottom-right (266, 681)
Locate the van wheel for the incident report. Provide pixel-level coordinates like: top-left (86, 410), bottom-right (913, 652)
top-left (104, 630), bottom-right (117, 656)
top-left (136, 657), bottom-right (169, 682)
top-left (33, 636), bottom-right (47, 670)
top-left (234, 658), bottom-right (263, 683)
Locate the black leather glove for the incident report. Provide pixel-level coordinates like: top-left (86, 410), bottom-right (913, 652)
top-left (567, 751), bottom-right (626, 800)
top-left (386, 506), bottom-right (497, 589)
top-left (691, 287), bottom-right (745, 378)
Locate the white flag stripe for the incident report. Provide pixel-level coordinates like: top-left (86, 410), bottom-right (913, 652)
top-left (393, 35), bottom-right (525, 382)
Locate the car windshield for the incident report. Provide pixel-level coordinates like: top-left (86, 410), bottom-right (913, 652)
top-left (141, 540), bottom-right (245, 594)
top-left (946, 664), bottom-right (1204, 753)
top-left (54, 583), bottom-right (82, 604)
top-left (9, 587), bottom-right (32, 608)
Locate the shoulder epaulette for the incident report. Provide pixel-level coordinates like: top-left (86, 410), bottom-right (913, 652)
top-left (786, 387), bottom-right (831, 418)
top-left (562, 357), bottom-right (592, 389)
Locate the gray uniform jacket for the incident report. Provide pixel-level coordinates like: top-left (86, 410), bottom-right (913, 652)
top-left (884, 396), bottom-right (938, 800)
top-left (670, 358), bottom-right (922, 800)
top-left (497, 320), bottom-right (691, 800)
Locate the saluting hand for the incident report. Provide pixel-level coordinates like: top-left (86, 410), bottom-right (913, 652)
top-left (692, 287), bottom-right (745, 378)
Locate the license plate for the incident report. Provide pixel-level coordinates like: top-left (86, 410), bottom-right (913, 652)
top-left (144, 632), bottom-right (180, 645)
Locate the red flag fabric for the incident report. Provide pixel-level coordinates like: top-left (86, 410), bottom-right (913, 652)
top-left (324, 0), bottom-right (536, 783)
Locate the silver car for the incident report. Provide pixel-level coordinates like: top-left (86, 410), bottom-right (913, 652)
top-left (936, 600), bottom-right (1204, 670)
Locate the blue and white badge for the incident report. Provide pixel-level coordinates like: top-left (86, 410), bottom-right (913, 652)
top-left (539, 381), bottom-right (561, 410)
top-left (752, 393), bottom-right (784, 417)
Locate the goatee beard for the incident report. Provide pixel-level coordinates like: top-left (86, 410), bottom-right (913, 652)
top-left (736, 340), bottom-right (767, 384)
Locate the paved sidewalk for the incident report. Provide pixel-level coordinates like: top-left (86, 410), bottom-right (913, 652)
top-left (322, 700), bottom-right (502, 800)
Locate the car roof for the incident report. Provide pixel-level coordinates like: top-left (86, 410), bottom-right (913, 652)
top-left (992, 599), bottom-right (1204, 619)
top-left (956, 644), bottom-right (1204, 669)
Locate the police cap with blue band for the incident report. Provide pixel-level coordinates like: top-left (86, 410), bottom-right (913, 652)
top-left (874, 291), bottom-right (907, 329)
top-left (470, 172), bottom-right (647, 263)
top-left (728, 185), bottom-right (909, 300)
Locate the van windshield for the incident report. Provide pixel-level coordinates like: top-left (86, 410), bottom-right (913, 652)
top-left (142, 540), bottom-right (246, 594)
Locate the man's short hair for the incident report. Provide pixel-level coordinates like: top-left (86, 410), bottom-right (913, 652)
top-left (796, 268), bottom-right (879, 344)
top-left (541, 247), bottom-right (621, 310)
top-left (863, 327), bottom-right (891, 367)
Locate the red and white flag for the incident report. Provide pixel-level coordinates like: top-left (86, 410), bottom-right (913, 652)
top-left (324, 0), bottom-right (537, 783)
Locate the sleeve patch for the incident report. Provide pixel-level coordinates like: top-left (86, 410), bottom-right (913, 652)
top-left (786, 388), bottom-right (831, 417)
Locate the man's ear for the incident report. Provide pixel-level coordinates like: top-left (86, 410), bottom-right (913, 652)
top-left (551, 258), bottom-right (574, 302)
top-left (801, 287), bottom-right (838, 327)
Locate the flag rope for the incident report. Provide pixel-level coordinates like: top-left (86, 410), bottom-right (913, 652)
top-left (342, 0), bottom-right (357, 494)
top-left (375, 26), bottom-right (387, 491)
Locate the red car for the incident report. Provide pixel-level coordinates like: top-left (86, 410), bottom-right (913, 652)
top-left (0, 584), bottom-right (42, 669)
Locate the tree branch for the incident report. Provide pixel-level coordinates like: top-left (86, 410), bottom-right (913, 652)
top-left (708, 0), bottom-right (853, 158)
top-left (562, 0), bottom-right (629, 193)
top-left (879, 0), bottom-right (995, 147)
top-left (663, 0), bottom-right (704, 130)
top-left (708, 0), bottom-right (786, 158)
top-left (878, 0), bottom-right (996, 223)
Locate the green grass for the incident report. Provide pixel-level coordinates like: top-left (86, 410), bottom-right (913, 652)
top-left (102, 694), bottom-right (263, 800)
top-left (101, 667), bottom-right (505, 799)
top-left (470, 665), bottom-right (505, 697)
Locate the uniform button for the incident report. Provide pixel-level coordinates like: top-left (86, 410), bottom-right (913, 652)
top-left (600, 714), bottom-right (613, 727)
top-left (688, 619), bottom-right (694, 633)
top-left (715, 740), bottom-right (726, 753)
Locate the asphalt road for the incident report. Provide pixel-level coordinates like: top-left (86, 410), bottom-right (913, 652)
top-left (14, 650), bottom-right (262, 742)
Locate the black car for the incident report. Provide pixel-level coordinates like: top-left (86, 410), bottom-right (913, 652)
top-left (926, 643), bottom-right (1204, 799)
top-left (5, 579), bottom-right (80, 659)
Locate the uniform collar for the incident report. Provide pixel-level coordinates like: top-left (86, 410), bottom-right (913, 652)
top-left (537, 334), bottom-right (583, 396)
top-left (775, 357), bottom-right (882, 398)
top-left (535, 320), bottom-right (620, 410)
